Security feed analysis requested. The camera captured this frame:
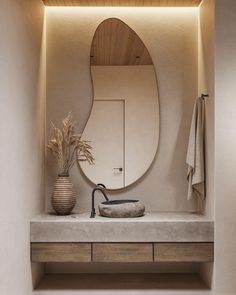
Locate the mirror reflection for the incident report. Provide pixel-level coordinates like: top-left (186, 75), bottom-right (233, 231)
top-left (79, 18), bottom-right (159, 189)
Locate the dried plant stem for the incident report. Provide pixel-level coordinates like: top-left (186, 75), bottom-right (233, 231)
top-left (47, 113), bottom-right (94, 175)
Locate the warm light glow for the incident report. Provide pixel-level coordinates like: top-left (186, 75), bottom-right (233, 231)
top-left (45, 7), bottom-right (199, 26)
top-left (46, 7), bottom-right (199, 12)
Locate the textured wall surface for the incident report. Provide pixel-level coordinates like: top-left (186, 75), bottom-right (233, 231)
top-left (214, 0), bottom-right (236, 294)
top-left (198, 0), bottom-right (215, 288)
top-left (0, 0), bottom-right (46, 294)
top-left (198, 0), bottom-right (215, 219)
top-left (46, 7), bottom-right (198, 213)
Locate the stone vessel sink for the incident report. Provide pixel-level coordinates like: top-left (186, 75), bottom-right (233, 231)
top-left (98, 200), bottom-right (145, 218)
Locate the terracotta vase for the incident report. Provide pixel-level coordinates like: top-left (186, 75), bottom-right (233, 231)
top-left (51, 174), bottom-right (76, 215)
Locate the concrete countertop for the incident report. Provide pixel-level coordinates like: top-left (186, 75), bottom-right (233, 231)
top-left (31, 212), bottom-right (214, 243)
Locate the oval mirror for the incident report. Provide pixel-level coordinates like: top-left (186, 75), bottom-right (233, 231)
top-left (79, 18), bottom-right (159, 190)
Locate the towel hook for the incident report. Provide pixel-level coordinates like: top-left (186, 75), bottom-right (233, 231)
top-left (201, 94), bottom-right (209, 100)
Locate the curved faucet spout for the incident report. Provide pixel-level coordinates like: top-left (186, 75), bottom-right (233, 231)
top-left (97, 183), bottom-right (106, 189)
top-left (90, 185), bottom-right (109, 218)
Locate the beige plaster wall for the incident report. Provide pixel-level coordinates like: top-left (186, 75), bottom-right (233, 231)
top-left (214, 0), bottom-right (236, 293)
top-left (0, 0), bottom-right (46, 294)
top-left (198, 0), bottom-right (215, 288)
top-left (198, 0), bottom-right (215, 219)
top-left (46, 7), bottom-right (198, 213)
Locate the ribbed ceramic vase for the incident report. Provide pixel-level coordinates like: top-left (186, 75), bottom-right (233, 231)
top-left (51, 174), bottom-right (76, 215)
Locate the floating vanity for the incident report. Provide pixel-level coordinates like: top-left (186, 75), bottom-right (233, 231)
top-left (31, 212), bottom-right (214, 263)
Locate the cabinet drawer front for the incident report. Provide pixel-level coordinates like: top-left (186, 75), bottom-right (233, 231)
top-left (93, 243), bottom-right (153, 262)
top-left (31, 243), bottom-right (91, 262)
top-left (154, 243), bottom-right (214, 262)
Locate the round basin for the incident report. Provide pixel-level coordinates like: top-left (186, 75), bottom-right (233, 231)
top-left (98, 199), bottom-right (145, 218)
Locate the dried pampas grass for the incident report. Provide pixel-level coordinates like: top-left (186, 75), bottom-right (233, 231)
top-left (47, 113), bottom-right (94, 175)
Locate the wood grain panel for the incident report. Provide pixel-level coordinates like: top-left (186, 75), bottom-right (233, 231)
top-left (43, 0), bottom-right (202, 6)
top-left (90, 18), bottom-right (152, 66)
top-left (31, 243), bottom-right (91, 262)
top-left (93, 243), bottom-right (153, 262)
top-left (154, 243), bottom-right (214, 262)
top-left (37, 273), bottom-right (208, 290)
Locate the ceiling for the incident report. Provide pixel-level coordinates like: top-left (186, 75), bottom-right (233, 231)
top-left (90, 18), bottom-right (152, 66)
top-left (43, 0), bottom-right (202, 7)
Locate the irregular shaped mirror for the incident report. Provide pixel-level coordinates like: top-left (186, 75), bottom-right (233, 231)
top-left (79, 18), bottom-right (159, 190)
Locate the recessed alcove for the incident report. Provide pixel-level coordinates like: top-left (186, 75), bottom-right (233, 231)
top-left (32, 0), bottom-right (215, 293)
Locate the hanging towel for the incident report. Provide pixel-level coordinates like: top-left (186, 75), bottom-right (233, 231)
top-left (186, 97), bottom-right (205, 200)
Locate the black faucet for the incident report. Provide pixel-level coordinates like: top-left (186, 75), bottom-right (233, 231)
top-left (90, 184), bottom-right (109, 218)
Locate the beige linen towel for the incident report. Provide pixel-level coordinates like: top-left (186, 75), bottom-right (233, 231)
top-left (186, 97), bottom-right (205, 200)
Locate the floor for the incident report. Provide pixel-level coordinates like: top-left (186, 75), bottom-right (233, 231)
top-left (33, 273), bottom-right (213, 295)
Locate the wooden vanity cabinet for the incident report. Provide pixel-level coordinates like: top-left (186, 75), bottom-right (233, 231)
top-left (154, 243), bottom-right (214, 262)
top-left (92, 243), bottom-right (153, 262)
top-left (31, 243), bottom-right (91, 262)
top-left (31, 242), bottom-right (214, 263)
